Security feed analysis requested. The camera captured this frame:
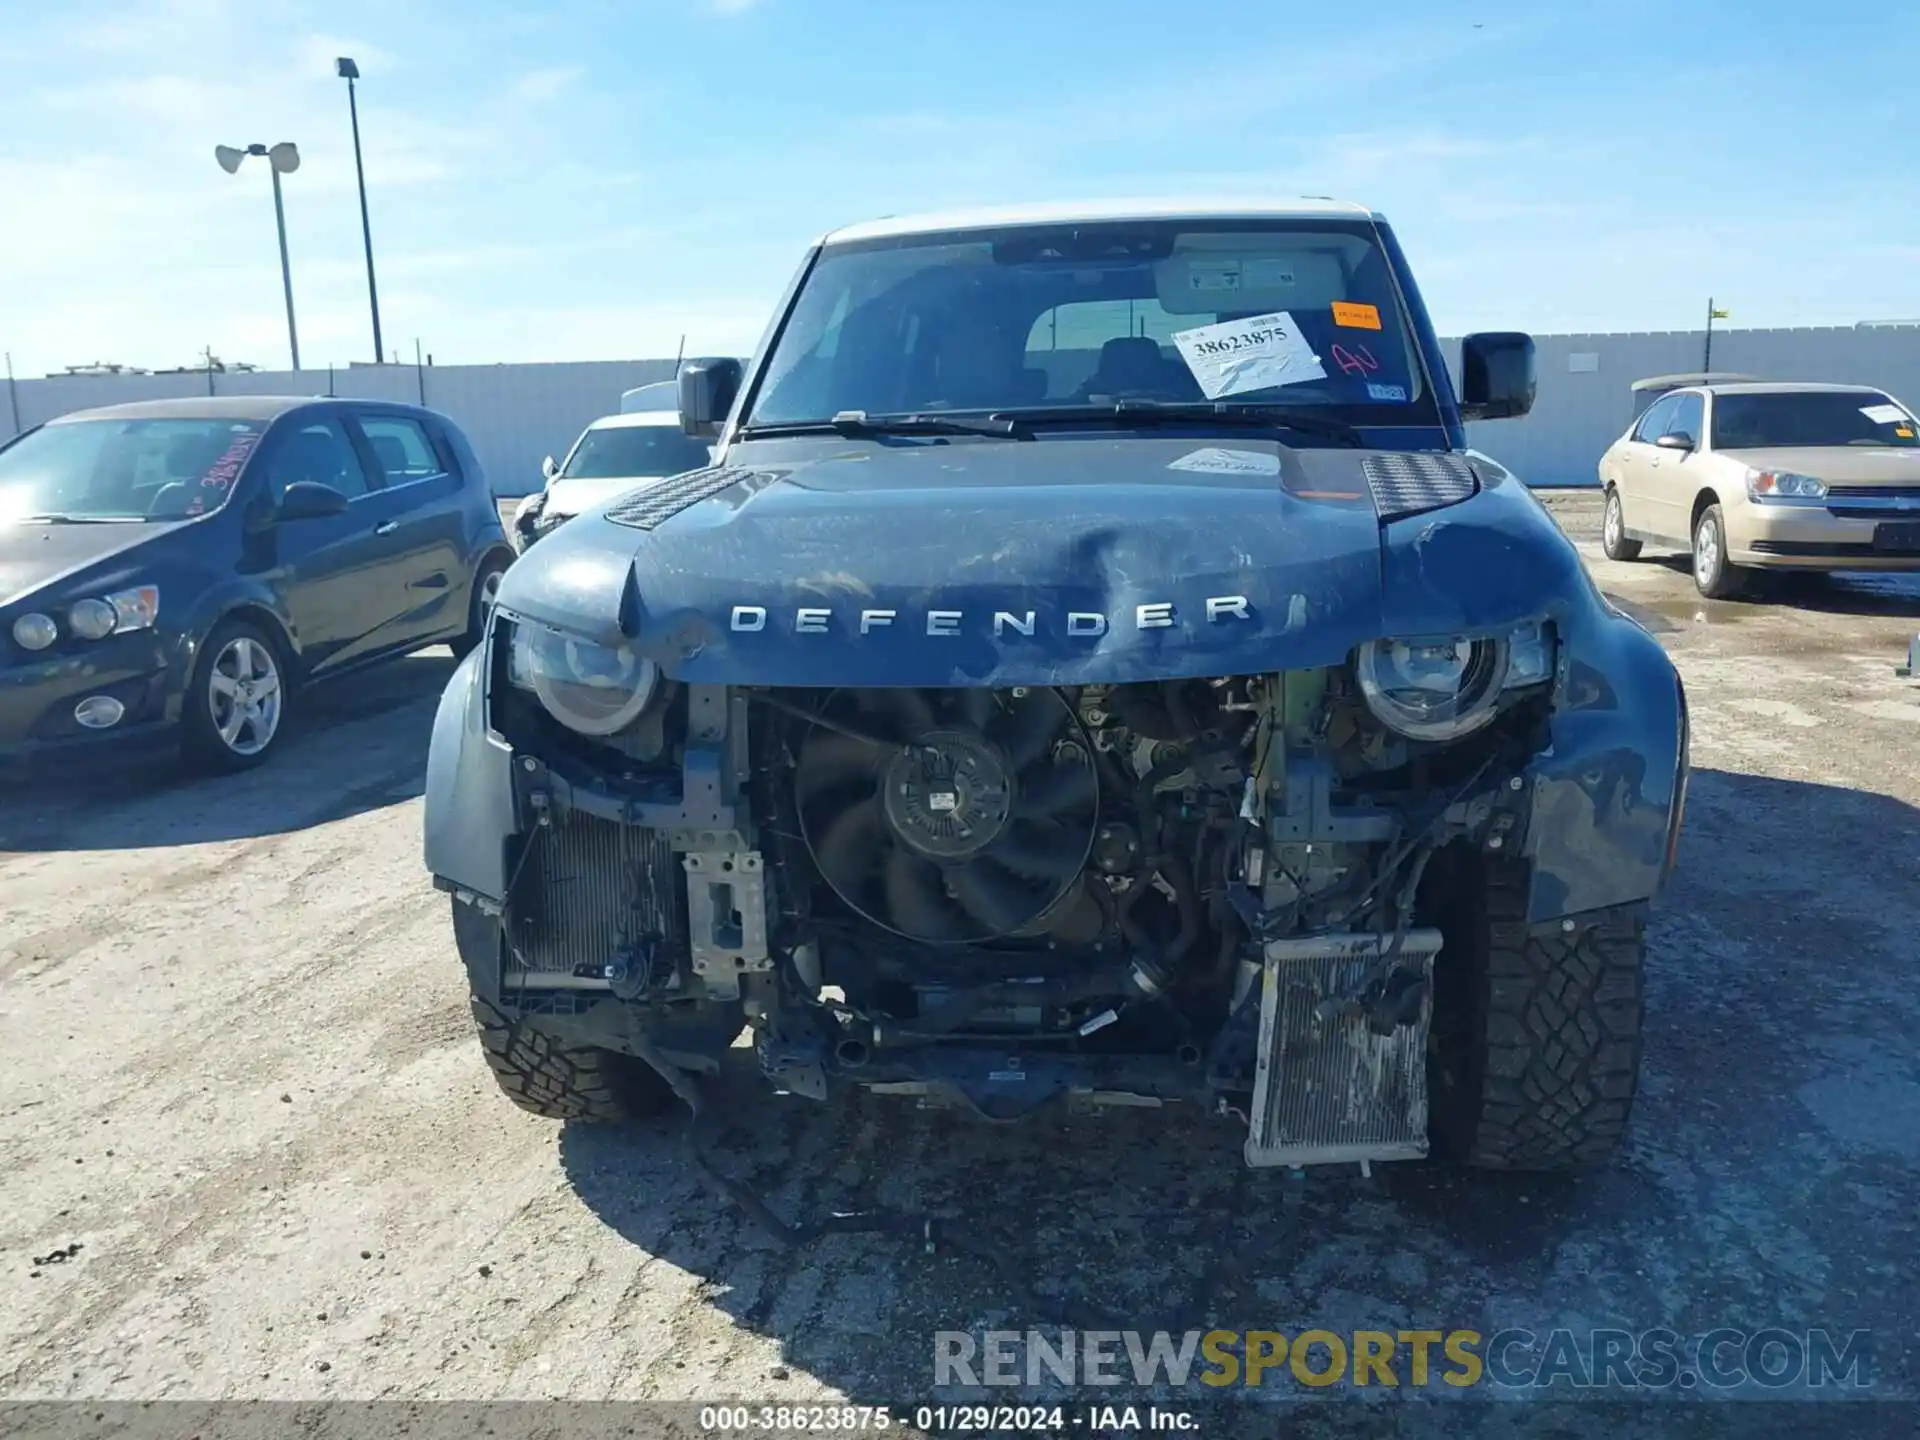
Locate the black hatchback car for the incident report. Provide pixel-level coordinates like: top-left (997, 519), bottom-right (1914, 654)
top-left (0, 395), bottom-right (516, 773)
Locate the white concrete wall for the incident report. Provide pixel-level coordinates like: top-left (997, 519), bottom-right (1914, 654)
top-left (6, 358), bottom-right (682, 498)
top-left (9, 326), bottom-right (1919, 491)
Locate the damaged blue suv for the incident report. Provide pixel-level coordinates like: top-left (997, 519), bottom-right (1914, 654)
top-left (424, 200), bottom-right (1688, 1174)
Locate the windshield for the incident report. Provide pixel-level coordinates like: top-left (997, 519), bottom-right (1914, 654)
top-left (1711, 391), bottom-right (1918, 449)
top-left (563, 422), bottom-right (713, 480)
top-left (0, 416), bottom-right (269, 523)
top-left (744, 218), bottom-right (1437, 432)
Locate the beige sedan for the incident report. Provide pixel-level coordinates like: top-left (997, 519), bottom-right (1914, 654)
top-left (1596, 381), bottom-right (1920, 597)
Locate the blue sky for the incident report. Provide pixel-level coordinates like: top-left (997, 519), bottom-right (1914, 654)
top-left (3, 0), bottom-right (1916, 375)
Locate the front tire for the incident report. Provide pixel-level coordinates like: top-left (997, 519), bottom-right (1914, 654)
top-left (181, 618), bottom-right (290, 773)
top-left (1601, 486), bottom-right (1643, 560)
top-left (1691, 504), bottom-right (1747, 599)
top-left (471, 996), bottom-right (679, 1123)
top-left (1431, 861), bottom-right (1646, 1171)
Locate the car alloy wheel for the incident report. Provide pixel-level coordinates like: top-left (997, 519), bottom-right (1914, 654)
top-left (1693, 512), bottom-right (1720, 589)
top-left (207, 635), bottom-right (283, 757)
top-left (1600, 486), bottom-right (1643, 562)
top-left (479, 566), bottom-right (505, 611)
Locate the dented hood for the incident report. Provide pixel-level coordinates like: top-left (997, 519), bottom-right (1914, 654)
top-left (495, 432), bottom-right (1418, 687)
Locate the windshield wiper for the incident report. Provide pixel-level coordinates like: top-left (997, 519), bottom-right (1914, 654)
top-left (11, 513), bottom-right (137, 524)
top-left (738, 410), bottom-right (1029, 441)
top-left (993, 400), bottom-right (1367, 447)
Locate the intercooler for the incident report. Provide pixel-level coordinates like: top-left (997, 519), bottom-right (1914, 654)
top-left (506, 809), bottom-right (680, 980)
top-left (1243, 929), bottom-right (1444, 1168)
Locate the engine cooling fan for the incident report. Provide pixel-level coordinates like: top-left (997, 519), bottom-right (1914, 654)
top-left (794, 688), bottom-right (1099, 944)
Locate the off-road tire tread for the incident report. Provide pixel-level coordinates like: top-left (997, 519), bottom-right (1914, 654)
top-left (1462, 868), bottom-right (1646, 1171)
top-left (469, 996), bottom-right (674, 1122)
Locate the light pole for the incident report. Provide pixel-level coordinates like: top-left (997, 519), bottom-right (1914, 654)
top-left (335, 57), bottom-right (385, 364)
top-left (216, 142), bottom-right (303, 371)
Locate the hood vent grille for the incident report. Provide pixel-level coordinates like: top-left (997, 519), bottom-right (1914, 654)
top-left (604, 465), bottom-right (755, 531)
top-left (1362, 453), bottom-right (1479, 521)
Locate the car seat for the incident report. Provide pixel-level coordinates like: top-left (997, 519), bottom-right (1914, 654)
top-left (369, 433), bottom-right (411, 480)
top-left (280, 430), bottom-right (350, 489)
top-left (1076, 336), bottom-right (1197, 401)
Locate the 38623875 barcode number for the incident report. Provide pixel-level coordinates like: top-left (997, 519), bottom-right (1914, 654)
top-left (699, 1405), bottom-right (893, 1432)
top-left (1190, 324), bottom-right (1291, 356)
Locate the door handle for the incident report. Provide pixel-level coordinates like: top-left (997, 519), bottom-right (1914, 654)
top-left (374, 519), bottom-right (399, 535)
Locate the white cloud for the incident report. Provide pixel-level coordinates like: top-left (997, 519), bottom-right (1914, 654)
top-left (13, 0), bottom-right (1914, 377)
top-left (509, 66), bottom-right (586, 104)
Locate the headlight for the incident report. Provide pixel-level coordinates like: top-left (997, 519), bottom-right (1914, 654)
top-left (507, 621), bottom-right (659, 735)
top-left (69, 599), bottom-right (117, 640)
top-left (12, 613), bottom-right (57, 651)
top-left (1746, 468), bottom-right (1826, 501)
top-left (68, 585), bottom-right (160, 640)
top-left (1356, 636), bottom-right (1510, 740)
top-left (1353, 620), bottom-right (1554, 741)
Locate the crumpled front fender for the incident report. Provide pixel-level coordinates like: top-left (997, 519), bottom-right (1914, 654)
top-left (422, 645), bottom-right (517, 900)
top-left (1523, 601), bottom-right (1687, 922)
top-left (1376, 474), bottom-right (1687, 923)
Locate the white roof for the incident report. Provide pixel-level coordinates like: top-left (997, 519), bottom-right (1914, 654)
top-left (821, 196), bottom-right (1378, 245)
top-left (584, 409), bottom-right (678, 430)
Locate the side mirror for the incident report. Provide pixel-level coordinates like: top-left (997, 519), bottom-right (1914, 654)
top-left (277, 480), bottom-right (350, 522)
top-left (1655, 432), bottom-right (1695, 452)
top-left (679, 357), bottom-right (743, 438)
top-left (1459, 332), bottom-right (1537, 422)
top-left (541, 455), bottom-right (559, 482)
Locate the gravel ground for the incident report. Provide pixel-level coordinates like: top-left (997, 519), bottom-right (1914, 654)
top-left (4, 488), bottom-right (1918, 1434)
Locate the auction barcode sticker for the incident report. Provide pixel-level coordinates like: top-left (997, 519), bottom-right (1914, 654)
top-left (1171, 310), bottom-right (1326, 399)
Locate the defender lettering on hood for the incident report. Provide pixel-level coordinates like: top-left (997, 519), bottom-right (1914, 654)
top-left (728, 595), bottom-right (1254, 637)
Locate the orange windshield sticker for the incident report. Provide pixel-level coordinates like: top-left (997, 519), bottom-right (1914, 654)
top-left (1332, 301), bottom-right (1382, 330)
top-left (1898, 426), bottom-right (1915, 438)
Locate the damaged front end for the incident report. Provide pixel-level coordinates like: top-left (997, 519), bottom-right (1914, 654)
top-left (755, 644), bottom-right (1556, 1163)
top-left (428, 573), bottom-right (1663, 1171)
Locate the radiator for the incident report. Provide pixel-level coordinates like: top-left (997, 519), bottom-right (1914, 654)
top-left (1243, 929), bottom-right (1444, 1169)
top-left (507, 810), bottom-right (680, 979)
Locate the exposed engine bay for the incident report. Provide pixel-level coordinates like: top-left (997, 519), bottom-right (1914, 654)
top-left (725, 664), bottom-right (1553, 1161)
top-left (475, 610), bottom-right (1566, 1168)
top-left (778, 681), bottom-right (1283, 1035)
